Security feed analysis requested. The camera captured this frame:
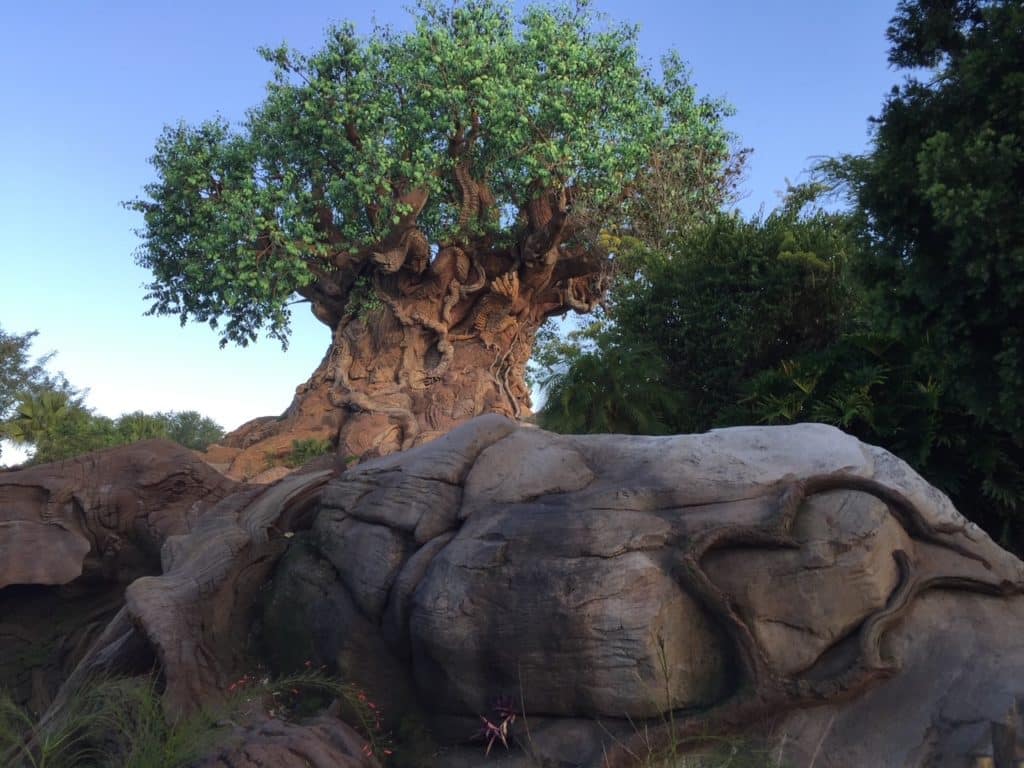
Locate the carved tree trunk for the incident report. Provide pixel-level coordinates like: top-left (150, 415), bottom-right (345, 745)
top-left (216, 228), bottom-right (604, 480)
top-left (207, 127), bottom-right (612, 481)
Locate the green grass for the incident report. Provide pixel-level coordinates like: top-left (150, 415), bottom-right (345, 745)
top-left (0, 670), bottom-right (392, 768)
top-left (264, 438), bottom-right (335, 471)
top-left (284, 438), bottom-right (334, 468)
top-left (3, 660), bottom-right (786, 768)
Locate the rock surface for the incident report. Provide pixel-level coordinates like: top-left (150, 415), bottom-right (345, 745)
top-left (0, 440), bottom-right (238, 714)
top-left (196, 715), bottom-right (381, 768)
top-left (3, 418), bottom-right (1023, 766)
top-left (0, 439), bottom-right (237, 591)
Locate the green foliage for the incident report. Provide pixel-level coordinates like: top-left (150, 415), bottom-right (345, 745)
top-left (537, 336), bottom-right (682, 434)
top-left (0, 683), bottom-right (108, 768)
top-left (811, 0), bottom-right (1024, 549)
top-left (111, 411), bottom-right (225, 451)
top-left (2, 390), bottom-right (112, 465)
top-left (0, 327), bottom-right (75, 462)
top-left (113, 412), bottom-right (170, 443)
top-left (283, 437), bottom-right (334, 468)
top-left (160, 411), bottom-right (226, 451)
top-left (736, 333), bottom-right (1024, 548)
top-left (542, 1), bottom-right (1024, 552)
top-left (0, 670), bottom-right (394, 768)
top-left (344, 276), bottom-right (384, 320)
top-left (129, 0), bottom-right (737, 347)
top-left (1, 389), bottom-right (225, 466)
top-left (543, 182), bottom-right (1024, 550)
top-left (827, 0), bottom-right (1024, 443)
top-left (1, 330), bottom-right (225, 465)
top-left (0, 327), bottom-right (63, 421)
top-left (540, 193), bottom-right (855, 435)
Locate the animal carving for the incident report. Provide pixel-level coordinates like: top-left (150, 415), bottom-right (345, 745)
top-left (372, 228), bottom-right (430, 274)
top-left (472, 270), bottom-right (520, 349)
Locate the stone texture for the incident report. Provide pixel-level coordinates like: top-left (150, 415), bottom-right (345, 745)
top-left (196, 714), bottom-right (380, 768)
top-left (772, 589), bottom-right (1024, 767)
top-left (314, 514), bottom-right (411, 619)
top-left (410, 506), bottom-right (730, 717)
top-left (0, 440), bottom-right (238, 713)
top-left (704, 489), bottom-right (913, 674)
top-left (0, 439), bottom-right (238, 590)
top-left (9, 419), bottom-right (1024, 768)
top-left (461, 426), bottom-right (596, 516)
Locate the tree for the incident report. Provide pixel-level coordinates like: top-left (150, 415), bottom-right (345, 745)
top-left (4, 400), bottom-right (227, 465)
top-left (3, 390), bottom-right (116, 464)
top-left (115, 411), bottom-right (171, 443)
top-left (163, 411), bottom-right (225, 451)
top-left (828, 0), bottom-right (1024, 443)
top-left (0, 327), bottom-right (68, 421)
top-left (816, 0), bottom-right (1024, 548)
top-left (0, 326), bottom-right (75, 463)
top-left (540, 192), bottom-right (857, 434)
top-left (737, 331), bottom-right (1024, 551)
top-left (111, 410), bottom-right (225, 450)
top-left (537, 337), bottom-right (682, 434)
top-left (128, 0), bottom-right (738, 463)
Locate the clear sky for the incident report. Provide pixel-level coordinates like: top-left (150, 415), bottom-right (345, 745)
top-left (0, 0), bottom-right (903, 463)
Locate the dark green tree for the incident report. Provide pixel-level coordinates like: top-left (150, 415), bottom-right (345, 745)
top-left (3, 390), bottom-right (117, 464)
top-left (163, 411), bottom-right (225, 451)
top-left (538, 338), bottom-right (682, 434)
top-left (540, 191), bottom-right (857, 434)
top-left (128, 0), bottom-right (738, 463)
top-left (5, 401), bottom-right (227, 465)
top-left (809, 0), bottom-right (1024, 548)
top-left (828, 0), bottom-right (1024, 442)
top-left (737, 331), bottom-right (1024, 549)
top-left (112, 411), bottom-right (225, 451)
top-left (1, 327), bottom-right (77, 463)
top-left (114, 411), bottom-right (171, 443)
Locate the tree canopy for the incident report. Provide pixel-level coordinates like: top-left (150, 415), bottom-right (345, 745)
top-left (538, 191), bottom-right (857, 435)
top-left (0, 327), bottom-right (68, 423)
top-left (1, 327), bottom-right (225, 465)
top-left (830, 0), bottom-right (1024, 443)
top-left (0, 326), bottom-right (72, 462)
top-left (3, 393), bottom-right (226, 465)
top-left (128, 0), bottom-right (737, 348)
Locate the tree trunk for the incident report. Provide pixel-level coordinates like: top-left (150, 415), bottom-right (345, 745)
top-left (214, 243), bottom-right (561, 481)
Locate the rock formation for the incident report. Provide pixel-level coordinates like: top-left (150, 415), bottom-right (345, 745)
top-left (2, 418), bottom-right (1023, 766)
top-left (0, 440), bottom-right (237, 715)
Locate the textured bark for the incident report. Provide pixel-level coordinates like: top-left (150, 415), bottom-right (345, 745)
top-left (216, 189), bottom-right (609, 481)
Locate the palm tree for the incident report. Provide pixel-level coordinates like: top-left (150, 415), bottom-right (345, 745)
top-left (3, 390), bottom-right (72, 446)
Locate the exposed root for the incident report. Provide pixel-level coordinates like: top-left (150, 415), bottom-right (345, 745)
top-left (489, 327), bottom-right (528, 419)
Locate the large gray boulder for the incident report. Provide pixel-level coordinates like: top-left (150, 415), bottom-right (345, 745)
top-left (266, 416), bottom-right (1024, 765)
top-left (11, 417), bottom-right (1023, 767)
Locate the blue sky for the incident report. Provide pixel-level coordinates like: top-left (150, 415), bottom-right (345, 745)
top-left (0, 0), bottom-right (902, 462)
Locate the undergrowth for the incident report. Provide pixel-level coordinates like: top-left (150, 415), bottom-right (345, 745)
top-left (264, 437), bottom-right (335, 471)
top-left (283, 438), bottom-right (334, 468)
top-left (0, 670), bottom-right (390, 768)
top-left (2, 658), bottom-right (786, 767)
